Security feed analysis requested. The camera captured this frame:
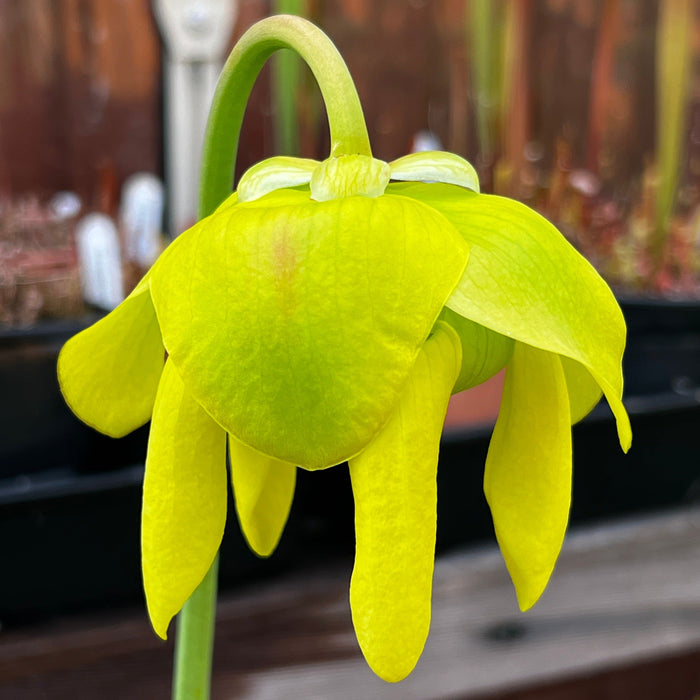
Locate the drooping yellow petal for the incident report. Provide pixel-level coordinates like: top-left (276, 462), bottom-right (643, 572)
top-left (56, 214), bottom-right (209, 439)
top-left (348, 321), bottom-right (461, 682)
top-left (484, 342), bottom-right (571, 611)
top-left (229, 434), bottom-right (296, 557)
top-left (57, 277), bottom-right (164, 437)
top-left (390, 183), bottom-right (631, 453)
top-left (142, 359), bottom-right (227, 639)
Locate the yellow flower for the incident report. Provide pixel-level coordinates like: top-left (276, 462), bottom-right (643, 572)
top-left (58, 149), bottom-right (630, 682)
top-left (57, 15), bottom-right (630, 684)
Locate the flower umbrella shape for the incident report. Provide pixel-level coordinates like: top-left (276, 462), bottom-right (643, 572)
top-left (57, 17), bottom-right (631, 685)
top-left (58, 150), bottom-right (630, 682)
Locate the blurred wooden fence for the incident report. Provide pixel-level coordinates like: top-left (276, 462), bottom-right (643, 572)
top-left (0, 0), bottom-right (161, 204)
top-left (0, 0), bottom-right (276, 205)
top-left (0, 0), bottom-right (665, 207)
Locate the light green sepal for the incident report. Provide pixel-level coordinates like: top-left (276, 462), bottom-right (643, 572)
top-left (229, 434), bottom-right (296, 557)
top-left (237, 156), bottom-right (318, 203)
top-left (484, 343), bottom-right (571, 611)
top-left (150, 188), bottom-right (468, 469)
top-left (310, 155), bottom-right (390, 201)
top-left (439, 307), bottom-right (513, 393)
top-left (348, 321), bottom-right (461, 683)
top-left (390, 151), bottom-right (480, 193)
top-left (142, 359), bottom-right (227, 640)
top-left (57, 276), bottom-right (164, 437)
top-left (390, 183), bottom-right (631, 452)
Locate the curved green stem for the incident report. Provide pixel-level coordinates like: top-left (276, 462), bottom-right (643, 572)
top-left (172, 555), bottom-right (219, 700)
top-left (271, 0), bottom-right (305, 155)
top-left (198, 14), bottom-right (371, 218)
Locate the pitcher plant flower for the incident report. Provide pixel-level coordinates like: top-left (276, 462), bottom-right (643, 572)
top-left (57, 16), bottom-right (631, 687)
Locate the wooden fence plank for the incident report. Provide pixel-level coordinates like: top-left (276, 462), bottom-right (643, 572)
top-left (0, 0), bottom-right (161, 202)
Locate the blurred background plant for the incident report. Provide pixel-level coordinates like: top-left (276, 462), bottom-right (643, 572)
top-left (468, 0), bottom-right (700, 298)
top-left (3, 0), bottom-right (699, 329)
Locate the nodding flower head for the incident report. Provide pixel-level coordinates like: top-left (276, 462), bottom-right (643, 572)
top-left (57, 15), bottom-right (630, 684)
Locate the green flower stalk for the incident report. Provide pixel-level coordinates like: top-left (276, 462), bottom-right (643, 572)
top-left (271, 0), bottom-right (306, 155)
top-left (57, 16), bottom-right (631, 685)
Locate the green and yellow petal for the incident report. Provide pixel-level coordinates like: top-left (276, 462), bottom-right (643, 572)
top-left (349, 321), bottom-right (461, 682)
top-left (142, 359), bottom-right (227, 639)
top-left (150, 188), bottom-right (468, 469)
top-left (391, 182), bottom-right (631, 451)
top-left (484, 342), bottom-right (572, 611)
top-left (57, 276), bottom-right (164, 437)
top-left (229, 434), bottom-right (296, 557)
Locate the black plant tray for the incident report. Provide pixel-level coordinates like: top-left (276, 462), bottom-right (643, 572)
top-left (1, 318), bottom-right (699, 626)
top-left (1, 390), bottom-right (699, 627)
top-left (0, 315), bottom-right (150, 479)
top-left (620, 298), bottom-right (700, 396)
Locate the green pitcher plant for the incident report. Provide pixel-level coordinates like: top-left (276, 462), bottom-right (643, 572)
top-left (58, 16), bottom-right (631, 688)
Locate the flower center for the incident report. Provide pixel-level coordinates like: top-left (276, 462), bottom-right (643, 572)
top-left (310, 155), bottom-right (391, 202)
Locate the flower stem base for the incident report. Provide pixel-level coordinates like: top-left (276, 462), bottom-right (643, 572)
top-left (172, 555), bottom-right (219, 700)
